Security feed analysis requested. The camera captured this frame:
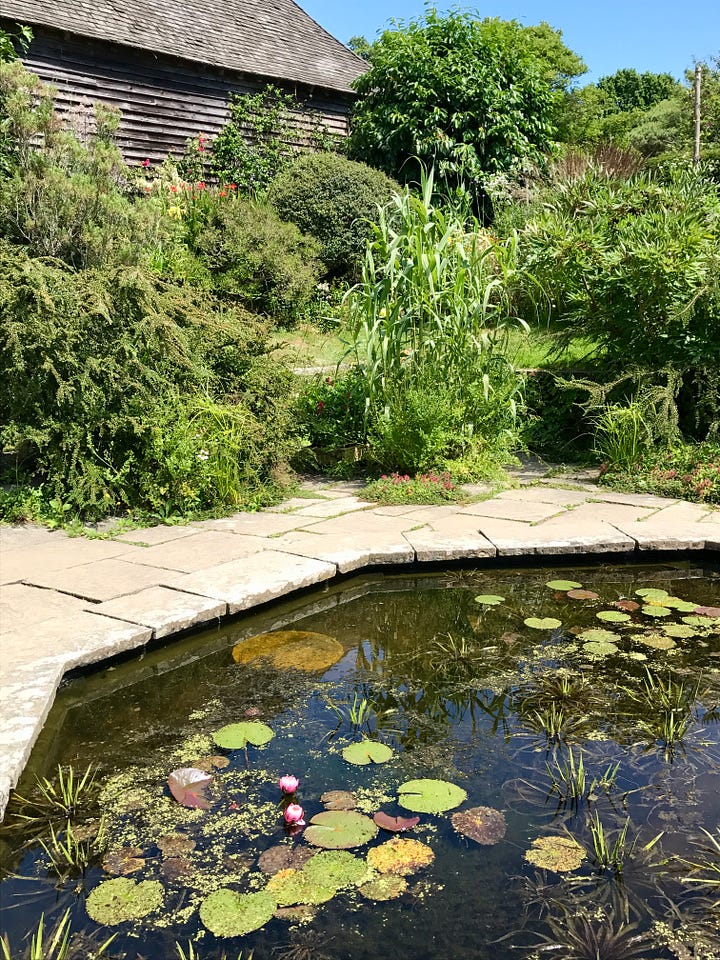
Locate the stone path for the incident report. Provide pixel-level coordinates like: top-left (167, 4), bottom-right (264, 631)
top-left (1, 477), bottom-right (719, 819)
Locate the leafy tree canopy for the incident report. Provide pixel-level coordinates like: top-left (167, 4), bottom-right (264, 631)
top-left (348, 8), bottom-right (583, 188)
top-left (597, 68), bottom-right (681, 112)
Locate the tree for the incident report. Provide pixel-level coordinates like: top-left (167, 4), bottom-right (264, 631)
top-left (347, 35), bottom-right (373, 61)
top-left (348, 9), bottom-right (581, 190)
top-left (597, 68), bottom-right (681, 112)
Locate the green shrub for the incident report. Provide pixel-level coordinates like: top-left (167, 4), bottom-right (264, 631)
top-left (517, 167), bottom-right (720, 377)
top-left (599, 440), bottom-right (720, 503)
top-left (194, 198), bottom-right (324, 322)
top-left (295, 369), bottom-right (367, 451)
top-left (268, 153), bottom-right (399, 277)
top-left (0, 242), bottom-right (301, 518)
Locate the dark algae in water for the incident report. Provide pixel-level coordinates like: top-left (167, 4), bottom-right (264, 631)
top-left (1, 561), bottom-right (720, 959)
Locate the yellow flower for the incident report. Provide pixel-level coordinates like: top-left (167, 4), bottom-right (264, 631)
top-left (167, 205), bottom-right (184, 220)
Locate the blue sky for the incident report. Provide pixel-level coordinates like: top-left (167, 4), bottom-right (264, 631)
top-left (304, 0), bottom-right (719, 82)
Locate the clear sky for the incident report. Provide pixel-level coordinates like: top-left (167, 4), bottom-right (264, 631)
top-left (303, 0), bottom-right (719, 82)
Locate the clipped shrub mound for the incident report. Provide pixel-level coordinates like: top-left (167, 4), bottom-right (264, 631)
top-left (268, 153), bottom-right (399, 277)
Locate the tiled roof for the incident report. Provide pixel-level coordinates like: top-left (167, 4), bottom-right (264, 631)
top-left (1, 0), bottom-right (367, 92)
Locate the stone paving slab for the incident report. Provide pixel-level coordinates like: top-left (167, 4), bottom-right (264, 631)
top-left (90, 587), bottom-right (227, 638)
top-left (117, 529), bottom-right (272, 573)
top-left (178, 550), bottom-right (337, 614)
top-left (22, 557), bottom-right (186, 602)
top-left (1, 478), bottom-right (719, 820)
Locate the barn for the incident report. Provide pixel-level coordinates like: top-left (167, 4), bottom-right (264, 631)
top-left (0, 0), bottom-right (367, 165)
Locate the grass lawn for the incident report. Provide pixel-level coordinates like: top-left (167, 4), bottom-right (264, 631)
top-left (273, 321), bottom-right (600, 372)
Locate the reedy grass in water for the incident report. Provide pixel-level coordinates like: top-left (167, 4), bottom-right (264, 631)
top-left (0, 910), bottom-right (115, 960)
top-left (39, 818), bottom-right (106, 879)
top-left (546, 748), bottom-right (619, 810)
top-left (9, 766), bottom-right (97, 827)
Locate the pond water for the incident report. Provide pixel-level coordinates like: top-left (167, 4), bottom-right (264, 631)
top-left (2, 560), bottom-right (720, 960)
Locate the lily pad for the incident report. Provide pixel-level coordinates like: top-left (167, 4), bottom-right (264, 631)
top-left (682, 615), bottom-right (715, 627)
top-left (635, 588), bottom-right (669, 599)
top-left (546, 580), bottom-right (582, 591)
top-left (636, 633), bottom-right (676, 651)
top-left (596, 611), bottom-right (631, 623)
top-left (102, 847), bottom-right (145, 876)
top-left (367, 837), bottom-right (434, 876)
top-left (304, 811), bottom-right (377, 849)
top-left (161, 857), bottom-right (193, 882)
top-left (373, 812), bottom-right (420, 833)
top-left (267, 868), bottom-right (336, 907)
top-left (303, 850), bottom-right (370, 889)
top-left (642, 605), bottom-right (672, 618)
top-left (579, 628), bottom-right (620, 644)
top-left (398, 779), bottom-right (467, 814)
top-left (582, 640), bottom-right (619, 657)
top-left (524, 836), bottom-right (585, 873)
top-left (663, 624), bottom-right (698, 639)
top-left (200, 889), bottom-right (276, 938)
top-left (342, 740), bottom-right (394, 766)
top-left (567, 589), bottom-right (599, 600)
top-left (321, 790), bottom-right (357, 811)
top-left (451, 807), bottom-right (506, 845)
top-left (86, 877), bottom-right (164, 925)
top-left (258, 845), bottom-right (316, 876)
top-left (695, 605), bottom-right (720, 618)
top-left (212, 721), bottom-right (274, 750)
top-left (474, 595), bottom-right (505, 605)
top-left (167, 768), bottom-right (213, 809)
top-left (659, 597), bottom-right (698, 612)
top-left (524, 617), bottom-right (562, 631)
top-left (231, 630), bottom-right (344, 673)
top-left (193, 755), bottom-right (230, 771)
top-left (614, 599), bottom-right (640, 612)
top-left (358, 875), bottom-right (408, 901)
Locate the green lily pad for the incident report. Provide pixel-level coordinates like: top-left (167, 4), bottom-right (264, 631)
top-left (524, 836), bottom-right (585, 873)
top-left (341, 740), bottom-right (394, 766)
top-left (358, 875), bottom-right (408, 901)
top-left (642, 605), bottom-right (672, 618)
top-left (397, 778), bottom-right (467, 814)
top-left (302, 850), bottom-right (371, 889)
top-left (86, 878), bottom-right (164, 925)
top-left (664, 624), bottom-right (698, 639)
top-left (682, 615), bottom-right (715, 627)
top-left (579, 628), bottom-right (620, 643)
top-left (546, 580), bottom-right (582, 591)
top-left (212, 722), bottom-right (274, 750)
top-left (659, 597), bottom-right (697, 612)
top-left (635, 588), bottom-right (669, 599)
top-left (200, 889), bottom-right (276, 938)
top-left (524, 617), bottom-right (562, 631)
top-left (474, 594), bottom-right (505, 605)
top-left (267, 869), bottom-right (336, 907)
top-left (596, 610), bottom-right (631, 623)
top-left (304, 811), bottom-right (378, 849)
top-left (582, 640), bottom-right (619, 657)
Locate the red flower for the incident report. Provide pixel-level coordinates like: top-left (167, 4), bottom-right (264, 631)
top-left (229, 183), bottom-right (237, 190)
top-left (169, 184), bottom-right (178, 193)
top-left (197, 181), bottom-right (206, 191)
top-left (219, 190), bottom-right (227, 197)
top-left (317, 401), bottom-right (325, 411)
top-left (142, 158), bottom-right (151, 168)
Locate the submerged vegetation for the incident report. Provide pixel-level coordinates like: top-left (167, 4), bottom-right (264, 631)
top-left (1, 563), bottom-right (719, 958)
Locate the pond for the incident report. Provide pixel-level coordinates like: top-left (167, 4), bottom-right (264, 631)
top-left (1, 559), bottom-right (720, 960)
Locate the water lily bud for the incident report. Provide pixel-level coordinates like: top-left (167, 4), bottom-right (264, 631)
top-left (279, 775), bottom-right (299, 794)
top-left (283, 803), bottom-right (305, 826)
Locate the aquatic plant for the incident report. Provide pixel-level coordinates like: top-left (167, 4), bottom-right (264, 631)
top-left (8, 766), bottom-right (98, 831)
top-left (283, 804), bottom-right (305, 827)
top-left (588, 813), bottom-right (630, 875)
top-left (524, 617), bottom-right (562, 631)
top-left (167, 768), bottom-right (213, 810)
top-left (682, 827), bottom-right (720, 905)
top-left (546, 580), bottom-right (583, 591)
top-left (0, 910), bottom-right (115, 960)
top-left (267, 868), bottom-right (335, 906)
top-left (397, 778), bottom-right (467, 814)
top-left (304, 811), bottom-right (378, 849)
top-left (40, 817), bottom-right (106, 879)
top-left (451, 807), bottom-right (507, 845)
top-left (278, 775), bottom-right (300, 795)
top-left (212, 722), bottom-right (274, 750)
top-left (373, 812), bottom-right (419, 833)
top-left (85, 877), bottom-right (164, 925)
top-left (176, 943), bottom-right (252, 960)
top-left (199, 889), bottom-right (276, 938)
top-left (358, 874), bottom-right (407, 900)
top-left (524, 835), bottom-right (586, 873)
top-left (533, 910), bottom-right (654, 959)
top-left (231, 631), bottom-right (344, 672)
top-left (367, 837), bottom-right (435, 875)
top-left (546, 749), bottom-right (619, 810)
top-left (341, 740), bottom-right (394, 766)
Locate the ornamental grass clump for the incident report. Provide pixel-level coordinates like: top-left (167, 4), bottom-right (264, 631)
top-left (345, 167), bottom-right (525, 477)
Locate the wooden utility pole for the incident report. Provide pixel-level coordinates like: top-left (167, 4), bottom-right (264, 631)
top-left (694, 63), bottom-right (702, 166)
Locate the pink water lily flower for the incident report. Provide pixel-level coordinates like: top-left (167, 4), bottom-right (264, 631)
top-left (279, 775), bottom-right (299, 794)
top-left (283, 803), bottom-right (305, 826)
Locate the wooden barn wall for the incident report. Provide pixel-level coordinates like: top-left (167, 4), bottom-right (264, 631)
top-left (7, 26), bottom-right (354, 166)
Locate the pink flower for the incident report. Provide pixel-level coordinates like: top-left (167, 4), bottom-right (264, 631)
top-left (142, 158), bottom-right (151, 168)
top-left (197, 181), bottom-right (206, 191)
top-left (279, 775), bottom-right (299, 794)
top-left (284, 803), bottom-right (305, 826)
